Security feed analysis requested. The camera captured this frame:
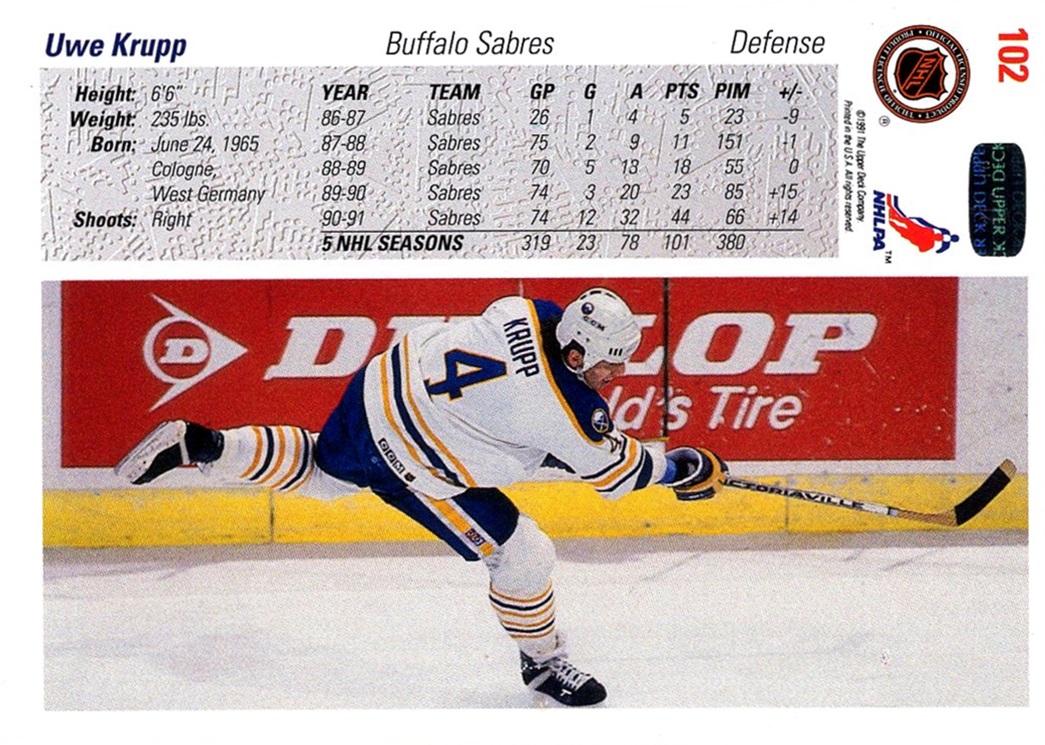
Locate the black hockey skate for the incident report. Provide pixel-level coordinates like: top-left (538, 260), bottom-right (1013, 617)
top-left (520, 649), bottom-right (607, 707)
top-left (114, 420), bottom-right (224, 485)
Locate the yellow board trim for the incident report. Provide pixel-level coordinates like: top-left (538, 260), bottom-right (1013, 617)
top-left (43, 473), bottom-right (1028, 547)
top-left (43, 488), bottom-right (272, 548)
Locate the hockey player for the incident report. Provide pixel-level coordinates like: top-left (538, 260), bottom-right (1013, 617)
top-left (116, 287), bottom-right (728, 706)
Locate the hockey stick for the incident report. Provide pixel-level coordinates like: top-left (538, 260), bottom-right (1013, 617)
top-left (721, 460), bottom-right (1017, 527)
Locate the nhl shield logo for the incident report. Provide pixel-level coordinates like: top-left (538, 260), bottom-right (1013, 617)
top-left (895, 47), bottom-right (947, 100)
top-left (874, 25), bottom-right (970, 122)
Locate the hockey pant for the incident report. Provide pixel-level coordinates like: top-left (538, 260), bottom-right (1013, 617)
top-left (206, 425), bottom-right (561, 660)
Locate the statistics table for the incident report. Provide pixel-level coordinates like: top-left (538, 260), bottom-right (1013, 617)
top-left (41, 65), bottom-right (837, 259)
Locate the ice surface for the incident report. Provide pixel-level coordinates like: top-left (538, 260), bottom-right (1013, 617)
top-left (44, 530), bottom-right (1024, 706)
top-left (44, 531), bottom-right (1027, 712)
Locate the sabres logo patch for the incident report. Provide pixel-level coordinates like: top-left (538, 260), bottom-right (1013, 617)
top-left (591, 408), bottom-right (612, 434)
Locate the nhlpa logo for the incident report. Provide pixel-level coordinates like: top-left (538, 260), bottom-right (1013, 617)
top-left (143, 295), bottom-right (247, 410)
top-left (872, 191), bottom-right (959, 254)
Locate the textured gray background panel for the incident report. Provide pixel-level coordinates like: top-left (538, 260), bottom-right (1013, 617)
top-left (41, 65), bottom-right (837, 259)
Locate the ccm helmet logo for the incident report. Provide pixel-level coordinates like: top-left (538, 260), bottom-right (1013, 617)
top-left (578, 301), bottom-right (608, 331)
top-left (582, 315), bottom-right (607, 331)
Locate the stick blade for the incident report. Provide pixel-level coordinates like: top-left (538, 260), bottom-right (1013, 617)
top-left (952, 460), bottom-right (1017, 527)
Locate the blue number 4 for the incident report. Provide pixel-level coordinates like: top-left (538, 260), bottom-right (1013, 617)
top-left (425, 349), bottom-right (507, 400)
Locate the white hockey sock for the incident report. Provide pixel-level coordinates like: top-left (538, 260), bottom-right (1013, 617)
top-left (208, 425), bottom-right (316, 492)
top-left (489, 581), bottom-right (558, 659)
top-left (485, 514), bottom-right (560, 658)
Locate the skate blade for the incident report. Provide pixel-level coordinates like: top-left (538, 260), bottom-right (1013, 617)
top-left (528, 690), bottom-right (605, 708)
top-left (530, 690), bottom-right (554, 708)
top-left (114, 421), bottom-right (184, 482)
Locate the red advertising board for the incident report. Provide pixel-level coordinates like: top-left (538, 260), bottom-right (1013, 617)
top-left (59, 278), bottom-right (660, 466)
top-left (59, 277), bottom-right (956, 467)
top-left (666, 277), bottom-right (957, 460)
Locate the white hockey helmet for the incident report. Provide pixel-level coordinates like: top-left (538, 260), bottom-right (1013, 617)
top-left (556, 288), bottom-right (642, 372)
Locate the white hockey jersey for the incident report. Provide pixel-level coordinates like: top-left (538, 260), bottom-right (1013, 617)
top-left (360, 296), bottom-right (666, 500)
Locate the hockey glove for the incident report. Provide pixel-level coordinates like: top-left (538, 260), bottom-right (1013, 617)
top-left (664, 447), bottom-right (729, 501)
